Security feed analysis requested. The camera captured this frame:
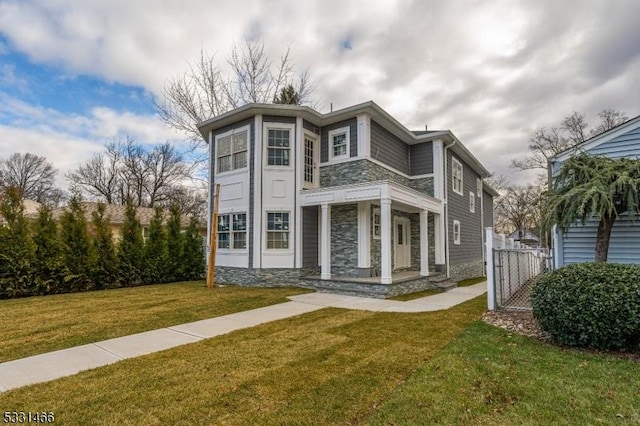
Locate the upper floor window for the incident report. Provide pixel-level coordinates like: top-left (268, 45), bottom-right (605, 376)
top-left (469, 191), bottom-right (475, 213)
top-left (267, 128), bottom-right (290, 166)
top-left (452, 156), bottom-right (463, 195)
top-left (328, 127), bottom-right (350, 160)
top-left (477, 178), bottom-right (482, 197)
top-left (216, 130), bottom-right (248, 174)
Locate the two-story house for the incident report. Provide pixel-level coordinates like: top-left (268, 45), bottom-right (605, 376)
top-left (197, 101), bottom-right (496, 297)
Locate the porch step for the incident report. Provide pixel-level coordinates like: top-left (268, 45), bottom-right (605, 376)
top-left (429, 273), bottom-right (458, 291)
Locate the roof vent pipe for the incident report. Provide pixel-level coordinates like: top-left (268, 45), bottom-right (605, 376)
top-left (425, 125), bottom-right (428, 131)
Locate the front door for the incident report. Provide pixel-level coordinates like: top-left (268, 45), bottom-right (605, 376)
top-left (394, 217), bottom-right (411, 269)
top-left (303, 135), bottom-right (318, 189)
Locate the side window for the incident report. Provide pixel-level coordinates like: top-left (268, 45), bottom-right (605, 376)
top-left (453, 220), bottom-right (461, 245)
top-left (452, 157), bottom-right (463, 195)
top-left (372, 208), bottom-right (381, 239)
top-left (328, 127), bottom-right (350, 161)
top-left (266, 128), bottom-right (291, 166)
top-left (469, 191), bottom-right (475, 213)
top-left (216, 130), bottom-right (248, 174)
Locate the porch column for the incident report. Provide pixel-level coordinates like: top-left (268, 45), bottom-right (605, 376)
top-left (357, 202), bottom-right (371, 271)
top-left (320, 203), bottom-right (331, 280)
top-left (380, 198), bottom-right (392, 284)
top-left (434, 212), bottom-right (445, 266)
top-left (420, 209), bottom-right (430, 276)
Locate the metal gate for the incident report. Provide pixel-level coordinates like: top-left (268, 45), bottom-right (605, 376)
top-left (492, 248), bottom-right (552, 310)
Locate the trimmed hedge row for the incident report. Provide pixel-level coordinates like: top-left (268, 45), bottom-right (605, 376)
top-left (531, 262), bottom-right (640, 351)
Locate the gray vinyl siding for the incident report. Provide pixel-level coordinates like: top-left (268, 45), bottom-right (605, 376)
top-left (483, 189), bottom-right (494, 228)
top-left (370, 120), bottom-right (410, 174)
top-left (303, 119), bottom-right (321, 134)
top-left (210, 117), bottom-right (255, 267)
top-left (320, 118), bottom-right (358, 162)
top-left (302, 206), bottom-right (319, 268)
top-left (447, 150), bottom-right (482, 265)
top-left (263, 115), bottom-right (296, 124)
top-left (410, 142), bottom-right (433, 175)
top-left (556, 122), bottom-right (640, 266)
top-left (562, 216), bottom-right (640, 265)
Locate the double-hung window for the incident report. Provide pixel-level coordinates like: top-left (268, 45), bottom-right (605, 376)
top-left (266, 212), bottom-right (289, 249)
top-left (452, 157), bottom-right (463, 195)
top-left (328, 127), bottom-right (350, 160)
top-left (267, 129), bottom-right (290, 166)
top-left (217, 213), bottom-right (247, 249)
top-left (217, 131), bottom-right (248, 173)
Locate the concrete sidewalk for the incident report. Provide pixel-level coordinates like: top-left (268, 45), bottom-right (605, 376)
top-left (0, 282), bottom-right (486, 393)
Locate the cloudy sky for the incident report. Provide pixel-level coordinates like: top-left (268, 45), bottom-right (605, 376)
top-left (0, 0), bottom-right (638, 189)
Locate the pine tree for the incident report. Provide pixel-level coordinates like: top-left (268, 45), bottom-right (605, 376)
top-left (32, 204), bottom-right (67, 295)
top-left (118, 203), bottom-right (144, 286)
top-left (59, 196), bottom-right (94, 292)
top-left (0, 187), bottom-right (35, 298)
top-left (181, 216), bottom-right (205, 280)
top-left (91, 203), bottom-right (119, 289)
top-left (143, 207), bottom-right (167, 284)
top-left (165, 204), bottom-right (184, 282)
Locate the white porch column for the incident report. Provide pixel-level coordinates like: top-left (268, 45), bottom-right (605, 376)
top-left (420, 209), bottom-right (430, 276)
top-left (434, 212), bottom-right (445, 265)
top-left (357, 202), bottom-right (371, 270)
top-left (380, 198), bottom-right (392, 284)
top-left (320, 203), bottom-right (331, 280)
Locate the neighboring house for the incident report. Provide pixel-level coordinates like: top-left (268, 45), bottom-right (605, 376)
top-left (549, 114), bottom-right (640, 268)
top-left (51, 203), bottom-right (206, 242)
top-left (507, 229), bottom-right (540, 247)
top-left (198, 101), bottom-right (495, 296)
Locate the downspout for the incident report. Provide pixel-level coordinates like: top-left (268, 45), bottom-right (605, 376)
top-left (443, 138), bottom-right (456, 279)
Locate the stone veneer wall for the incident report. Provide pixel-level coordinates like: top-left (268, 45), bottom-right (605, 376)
top-left (215, 267), bottom-right (319, 287)
top-left (330, 204), bottom-right (359, 276)
top-left (449, 261), bottom-right (484, 282)
top-left (319, 159), bottom-right (434, 197)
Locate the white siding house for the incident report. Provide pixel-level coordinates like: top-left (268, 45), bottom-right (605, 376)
top-left (550, 115), bottom-right (640, 268)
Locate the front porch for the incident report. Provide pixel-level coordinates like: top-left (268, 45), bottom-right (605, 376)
top-left (300, 180), bottom-right (447, 287)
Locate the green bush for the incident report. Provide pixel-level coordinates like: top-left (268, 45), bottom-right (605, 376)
top-left (531, 262), bottom-right (640, 350)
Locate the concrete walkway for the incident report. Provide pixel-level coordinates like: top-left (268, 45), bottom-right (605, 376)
top-left (0, 282), bottom-right (486, 393)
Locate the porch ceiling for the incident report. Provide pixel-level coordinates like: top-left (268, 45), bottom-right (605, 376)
top-left (299, 180), bottom-right (443, 214)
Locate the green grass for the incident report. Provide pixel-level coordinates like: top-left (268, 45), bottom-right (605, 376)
top-left (369, 321), bottom-right (640, 425)
top-left (0, 296), bottom-right (486, 425)
top-left (0, 281), bottom-right (309, 362)
top-left (457, 275), bottom-right (487, 286)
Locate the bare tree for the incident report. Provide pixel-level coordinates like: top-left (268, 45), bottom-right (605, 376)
top-left (512, 108), bottom-right (629, 174)
top-left (67, 139), bottom-right (190, 208)
top-left (0, 152), bottom-right (58, 203)
top-left (494, 184), bottom-right (544, 238)
top-left (161, 185), bottom-right (207, 219)
top-left (155, 39), bottom-right (313, 147)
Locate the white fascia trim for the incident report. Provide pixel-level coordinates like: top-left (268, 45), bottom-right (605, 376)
top-left (207, 130), bottom-right (213, 264)
top-left (328, 126), bottom-right (351, 162)
top-left (253, 114), bottom-right (263, 268)
top-left (357, 114), bottom-right (371, 158)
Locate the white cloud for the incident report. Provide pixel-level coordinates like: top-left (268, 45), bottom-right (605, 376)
top-left (0, 0), bottom-right (638, 188)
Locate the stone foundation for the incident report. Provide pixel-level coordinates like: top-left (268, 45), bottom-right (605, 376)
top-left (449, 261), bottom-right (484, 281)
top-left (299, 275), bottom-right (438, 299)
top-left (215, 267), bottom-right (319, 287)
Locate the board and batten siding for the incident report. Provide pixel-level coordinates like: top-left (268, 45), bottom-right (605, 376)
top-left (370, 120), bottom-right (410, 174)
top-left (446, 149), bottom-right (482, 265)
top-left (556, 122), bottom-right (640, 267)
top-left (409, 142), bottom-right (433, 175)
top-left (320, 118), bottom-right (358, 162)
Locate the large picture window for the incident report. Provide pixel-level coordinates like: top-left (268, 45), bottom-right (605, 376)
top-left (266, 212), bottom-right (289, 249)
top-left (267, 129), bottom-right (290, 166)
top-left (217, 131), bottom-right (247, 173)
top-left (452, 157), bottom-right (463, 195)
top-left (217, 213), bottom-right (247, 249)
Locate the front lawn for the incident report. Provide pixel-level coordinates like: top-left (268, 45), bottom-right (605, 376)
top-left (0, 281), bottom-right (309, 362)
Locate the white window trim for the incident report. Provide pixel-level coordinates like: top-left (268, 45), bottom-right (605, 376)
top-left (328, 126), bottom-right (350, 162)
top-left (453, 220), bottom-right (461, 245)
top-left (452, 156), bottom-right (463, 196)
top-left (469, 191), bottom-right (475, 213)
top-left (215, 125), bottom-right (250, 175)
top-left (264, 123), bottom-right (295, 169)
top-left (265, 211), bottom-right (291, 250)
top-left (372, 208), bottom-right (381, 240)
top-left (217, 212), bottom-right (248, 251)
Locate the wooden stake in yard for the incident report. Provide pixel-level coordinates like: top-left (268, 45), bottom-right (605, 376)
top-left (207, 183), bottom-right (221, 289)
